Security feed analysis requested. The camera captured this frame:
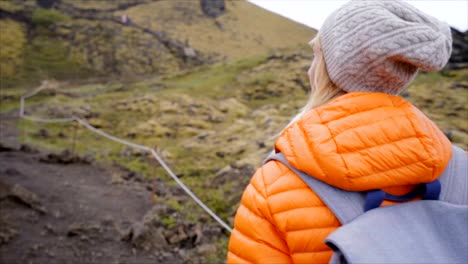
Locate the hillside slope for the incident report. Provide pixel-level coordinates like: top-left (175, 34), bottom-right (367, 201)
top-left (0, 0), bottom-right (315, 87)
top-left (124, 0), bottom-right (315, 58)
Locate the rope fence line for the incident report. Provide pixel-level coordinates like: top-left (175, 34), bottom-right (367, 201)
top-left (19, 81), bottom-right (233, 233)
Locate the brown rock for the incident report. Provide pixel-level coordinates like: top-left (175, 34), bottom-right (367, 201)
top-left (0, 219), bottom-right (17, 245)
top-left (10, 184), bottom-right (46, 214)
top-left (123, 206), bottom-right (169, 250)
top-left (196, 244), bottom-right (217, 256)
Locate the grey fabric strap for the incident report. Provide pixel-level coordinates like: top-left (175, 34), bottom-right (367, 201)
top-left (265, 153), bottom-right (365, 224)
top-left (266, 145), bottom-right (467, 224)
top-left (439, 145), bottom-right (468, 205)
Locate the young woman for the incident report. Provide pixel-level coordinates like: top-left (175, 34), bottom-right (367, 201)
top-left (227, 0), bottom-right (453, 263)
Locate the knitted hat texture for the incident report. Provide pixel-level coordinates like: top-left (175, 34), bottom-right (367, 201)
top-left (319, 0), bottom-right (452, 94)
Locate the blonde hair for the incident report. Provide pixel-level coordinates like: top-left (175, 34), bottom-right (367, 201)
top-left (282, 36), bottom-right (345, 130)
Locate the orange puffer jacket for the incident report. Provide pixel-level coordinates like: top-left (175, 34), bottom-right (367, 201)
top-left (227, 92), bottom-right (452, 264)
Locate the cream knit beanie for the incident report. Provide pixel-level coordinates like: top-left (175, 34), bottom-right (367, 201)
top-left (320, 0), bottom-right (452, 94)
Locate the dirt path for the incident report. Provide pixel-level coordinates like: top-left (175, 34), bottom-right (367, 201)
top-left (0, 111), bottom-right (185, 263)
top-left (0, 145), bottom-right (183, 264)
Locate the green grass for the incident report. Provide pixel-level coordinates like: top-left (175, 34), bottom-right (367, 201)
top-left (0, 19), bottom-right (27, 87)
top-left (162, 55), bottom-right (268, 97)
top-left (31, 8), bottom-right (70, 27)
top-left (161, 215), bottom-right (177, 229)
top-left (0, 1), bottom-right (24, 12)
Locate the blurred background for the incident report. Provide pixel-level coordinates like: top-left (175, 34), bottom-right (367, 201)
top-left (0, 0), bottom-right (467, 263)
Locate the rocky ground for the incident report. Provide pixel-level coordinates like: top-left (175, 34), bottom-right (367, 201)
top-left (0, 112), bottom-right (229, 264)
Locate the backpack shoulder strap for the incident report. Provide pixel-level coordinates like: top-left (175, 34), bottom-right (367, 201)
top-left (439, 145), bottom-right (468, 205)
top-left (265, 152), bottom-right (365, 224)
top-left (265, 145), bottom-right (467, 224)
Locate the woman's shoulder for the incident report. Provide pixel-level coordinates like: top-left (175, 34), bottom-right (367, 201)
top-left (250, 159), bottom-right (309, 198)
top-left (248, 159), bottom-right (340, 254)
top-left (250, 160), bottom-right (330, 217)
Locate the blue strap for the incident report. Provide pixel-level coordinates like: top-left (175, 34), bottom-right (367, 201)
top-left (423, 180), bottom-right (441, 200)
top-left (364, 180), bottom-right (442, 211)
top-left (364, 190), bottom-right (385, 211)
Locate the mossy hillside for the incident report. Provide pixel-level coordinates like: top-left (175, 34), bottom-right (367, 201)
top-left (0, 19), bottom-right (27, 87)
top-left (0, 0), bottom-right (38, 14)
top-left (124, 0), bottom-right (316, 59)
top-left (1, 0), bottom-right (315, 89)
top-left (0, 11), bottom-right (89, 87)
top-left (4, 26), bottom-right (181, 88)
top-left (0, 4), bottom-right (183, 88)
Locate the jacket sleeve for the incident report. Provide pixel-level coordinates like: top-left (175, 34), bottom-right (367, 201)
top-left (227, 165), bottom-right (292, 264)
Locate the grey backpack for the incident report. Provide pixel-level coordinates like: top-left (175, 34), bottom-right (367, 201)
top-left (266, 146), bottom-right (468, 264)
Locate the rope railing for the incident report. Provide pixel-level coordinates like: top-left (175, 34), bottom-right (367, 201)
top-left (19, 81), bottom-right (233, 233)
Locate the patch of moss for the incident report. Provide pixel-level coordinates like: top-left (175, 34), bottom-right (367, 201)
top-left (117, 156), bottom-right (153, 178)
top-left (62, 0), bottom-right (123, 10)
top-left (0, 1), bottom-right (23, 12)
top-left (245, 71), bottom-right (277, 87)
top-left (31, 8), bottom-right (70, 27)
top-left (0, 19), bottom-right (27, 87)
top-left (161, 215), bottom-right (176, 229)
top-left (166, 198), bottom-right (185, 212)
top-left (17, 119), bottom-right (73, 152)
top-left (22, 36), bottom-right (89, 82)
top-left (162, 55), bottom-right (268, 97)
